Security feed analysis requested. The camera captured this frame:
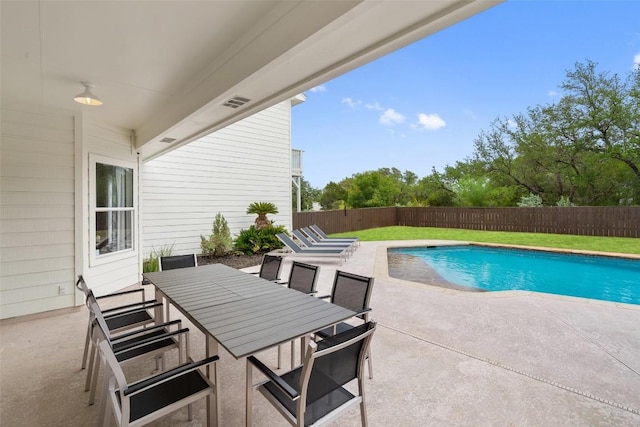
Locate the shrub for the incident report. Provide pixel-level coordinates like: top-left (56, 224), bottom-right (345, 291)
top-left (201, 212), bottom-right (233, 257)
top-left (143, 243), bottom-right (174, 273)
top-left (234, 223), bottom-right (286, 255)
top-left (556, 196), bottom-right (574, 207)
top-left (517, 193), bottom-right (543, 207)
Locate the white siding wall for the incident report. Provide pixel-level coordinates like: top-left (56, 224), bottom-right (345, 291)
top-left (81, 122), bottom-right (141, 297)
top-left (0, 106), bottom-right (77, 319)
top-left (142, 101), bottom-right (292, 256)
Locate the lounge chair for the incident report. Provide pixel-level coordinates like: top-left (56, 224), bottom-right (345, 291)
top-left (291, 229), bottom-right (355, 255)
top-left (276, 233), bottom-right (349, 265)
top-left (309, 224), bottom-right (359, 246)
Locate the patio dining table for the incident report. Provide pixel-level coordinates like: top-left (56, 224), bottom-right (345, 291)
top-left (143, 263), bottom-right (356, 426)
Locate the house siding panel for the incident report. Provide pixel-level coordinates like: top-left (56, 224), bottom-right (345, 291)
top-left (0, 106), bottom-right (76, 319)
top-left (142, 101), bottom-right (293, 256)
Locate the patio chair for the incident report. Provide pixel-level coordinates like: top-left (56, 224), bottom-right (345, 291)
top-left (85, 297), bottom-right (189, 405)
top-left (309, 224), bottom-right (359, 246)
top-left (275, 261), bottom-right (320, 369)
top-left (98, 340), bottom-right (219, 427)
top-left (276, 233), bottom-right (349, 265)
top-left (292, 229), bottom-right (355, 255)
top-left (158, 253), bottom-right (197, 271)
top-left (249, 253), bottom-right (284, 281)
top-left (76, 275), bottom-right (162, 371)
top-left (315, 270), bottom-right (375, 379)
top-left (302, 226), bottom-right (359, 247)
top-left (246, 321), bottom-right (377, 427)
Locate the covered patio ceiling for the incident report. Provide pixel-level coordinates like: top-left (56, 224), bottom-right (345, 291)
top-left (1, 0), bottom-right (502, 160)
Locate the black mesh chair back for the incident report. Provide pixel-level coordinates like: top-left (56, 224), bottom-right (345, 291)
top-left (84, 296), bottom-right (187, 405)
top-left (258, 254), bottom-right (283, 281)
top-left (159, 254), bottom-right (197, 271)
top-left (247, 321), bottom-right (377, 426)
top-left (287, 261), bottom-right (319, 294)
top-left (331, 270), bottom-right (374, 317)
top-left (306, 322), bottom-right (372, 399)
top-left (76, 275), bottom-right (159, 375)
top-left (99, 340), bottom-right (218, 427)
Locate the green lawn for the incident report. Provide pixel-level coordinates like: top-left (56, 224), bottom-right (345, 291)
top-left (332, 226), bottom-right (640, 255)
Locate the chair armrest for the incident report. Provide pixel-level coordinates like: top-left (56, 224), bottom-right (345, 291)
top-left (247, 356), bottom-right (299, 400)
top-left (317, 295), bottom-right (331, 300)
top-left (96, 288), bottom-right (145, 300)
top-left (123, 355), bottom-right (220, 396)
top-left (102, 302), bottom-right (162, 319)
top-left (113, 328), bottom-right (189, 353)
top-left (101, 300), bottom-right (161, 315)
top-left (353, 308), bottom-right (372, 317)
top-left (110, 319), bottom-right (182, 342)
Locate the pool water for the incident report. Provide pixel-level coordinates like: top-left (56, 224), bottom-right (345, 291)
top-left (388, 246), bottom-right (640, 305)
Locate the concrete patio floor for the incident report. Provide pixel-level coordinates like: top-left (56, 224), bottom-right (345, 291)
top-left (1, 240), bottom-right (639, 426)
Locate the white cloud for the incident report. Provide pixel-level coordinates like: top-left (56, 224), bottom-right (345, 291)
top-left (379, 108), bottom-right (405, 125)
top-left (342, 97), bottom-right (361, 109)
top-left (548, 90), bottom-right (558, 97)
top-left (310, 85), bottom-right (327, 93)
top-left (634, 53), bottom-right (640, 70)
top-left (364, 102), bottom-right (383, 111)
top-left (414, 113), bottom-right (446, 130)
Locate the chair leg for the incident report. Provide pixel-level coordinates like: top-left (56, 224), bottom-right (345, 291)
top-left (359, 377), bottom-right (368, 427)
top-left (246, 362), bottom-right (253, 427)
top-left (360, 400), bottom-right (368, 427)
top-left (98, 361), bottom-right (110, 424)
top-left (81, 322), bottom-right (91, 369)
top-left (89, 351), bottom-right (101, 405)
top-left (102, 393), bottom-right (113, 427)
top-left (367, 349), bottom-right (373, 380)
top-left (290, 340), bottom-right (296, 369)
top-left (277, 345), bottom-right (282, 369)
top-left (85, 341), bottom-right (97, 392)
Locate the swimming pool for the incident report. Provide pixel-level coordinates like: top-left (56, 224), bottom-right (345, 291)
top-left (388, 246), bottom-right (640, 305)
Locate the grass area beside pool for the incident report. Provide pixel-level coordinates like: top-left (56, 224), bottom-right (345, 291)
top-left (331, 226), bottom-right (640, 255)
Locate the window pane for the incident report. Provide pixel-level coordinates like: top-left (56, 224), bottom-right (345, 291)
top-left (96, 210), bottom-right (133, 255)
top-left (96, 163), bottom-right (134, 208)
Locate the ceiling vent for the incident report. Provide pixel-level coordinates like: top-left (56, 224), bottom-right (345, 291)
top-left (159, 137), bottom-right (177, 143)
top-left (222, 96), bottom-right (251, 109)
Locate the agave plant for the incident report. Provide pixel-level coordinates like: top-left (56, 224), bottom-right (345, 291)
top-left (246, 202), bottom-right (278, 230)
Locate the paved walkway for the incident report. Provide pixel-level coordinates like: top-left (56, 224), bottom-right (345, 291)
top-left (1, 240), bottom-right (639, 426)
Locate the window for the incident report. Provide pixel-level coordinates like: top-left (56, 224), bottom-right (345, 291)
top-left (91, 156), bottom-right (136, 261)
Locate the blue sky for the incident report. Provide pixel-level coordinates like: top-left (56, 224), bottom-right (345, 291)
top-left (291, 0), bottom-right (640, 189)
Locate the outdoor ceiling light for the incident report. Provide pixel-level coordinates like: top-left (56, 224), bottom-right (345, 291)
top-left (74, 82), bottom-right (103, 106)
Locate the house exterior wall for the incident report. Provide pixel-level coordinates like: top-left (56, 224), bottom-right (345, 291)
top-left (0, 103), bottom-right (143, 319)
top-left (1, 105), bottom-right (77, 318)
top-left (142, 101), bottom-right (293, 257)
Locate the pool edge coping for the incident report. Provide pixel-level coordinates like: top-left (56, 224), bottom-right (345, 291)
top-left (374, 240), bottom-right (640, 311)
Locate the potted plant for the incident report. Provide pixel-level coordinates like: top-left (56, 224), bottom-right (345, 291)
top-left (246, 202), bottom-right (278, 230)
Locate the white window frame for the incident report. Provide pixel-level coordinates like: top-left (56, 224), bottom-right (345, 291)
top-left (89, 154), bottom-right (137, 266)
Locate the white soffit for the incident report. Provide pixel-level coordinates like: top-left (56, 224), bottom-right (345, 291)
top-left (0, 1), bottom-right (503, 160)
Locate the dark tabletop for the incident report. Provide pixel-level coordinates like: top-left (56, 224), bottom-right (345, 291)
top-left (144, 264), bottom-right (356, 359)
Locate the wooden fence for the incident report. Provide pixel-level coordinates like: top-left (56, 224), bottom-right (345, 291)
top-left (293, 206), bottom-right (640, 238)
top-left (293, 207), bottom-right (397, 235)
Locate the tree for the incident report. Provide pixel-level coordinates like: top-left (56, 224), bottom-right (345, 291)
top-left (347, 170), bottom-right (401, 208)
top-left (319, 181), bottom-right (348, 210)
top-left (292, 177), bottom-right (321, 211)
top-left (246, 202), bottom-right (278, 230)
top-left (472, 61), bottom-right (639, 205)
